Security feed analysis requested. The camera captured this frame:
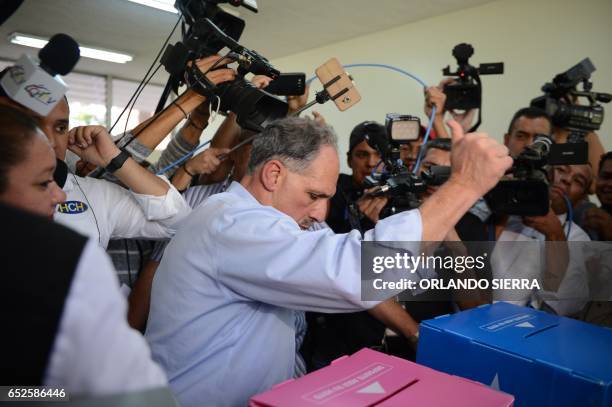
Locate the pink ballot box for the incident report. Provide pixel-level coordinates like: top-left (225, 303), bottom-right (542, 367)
top-left (250, 348), bottom-right (514, 407)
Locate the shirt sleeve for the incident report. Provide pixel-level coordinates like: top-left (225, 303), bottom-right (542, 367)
top-left (149, 131), bottom-right (198, 178)
top-left (212, 204), bottom-right (423, 313)
top-left (538, 223), bottom-right (591, 316)
top-left (44, 239), bottom-right (167, 396)
top-left (116, 132), bottom-right (154, 164)
top-left (100, 176), bottom-right (191, 240)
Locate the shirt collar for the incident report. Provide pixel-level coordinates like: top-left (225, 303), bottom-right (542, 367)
top-left (227, 181), bottom-right (302, 230)
top-left (227, 181), bottom-right (259, 204)
top-left (62, 173), bottom-right (75, 192)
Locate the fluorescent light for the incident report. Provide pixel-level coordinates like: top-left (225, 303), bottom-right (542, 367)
top-left (9, 33), bottom-right (133, 64)
top-left (79, 47), bottom-right (133, 64)
top-left (125, 0), bottom-right (178, 13)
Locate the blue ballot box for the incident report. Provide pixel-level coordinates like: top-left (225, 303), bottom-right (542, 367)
top-left (417, 302), bottom-right (612, 407)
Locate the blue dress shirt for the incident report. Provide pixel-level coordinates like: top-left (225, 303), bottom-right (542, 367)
top-left (145, 182), bottom-right (423, 407)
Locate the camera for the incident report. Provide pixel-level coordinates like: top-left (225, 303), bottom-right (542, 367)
top-left (530, 58), bottom-right (611, 141)
top-left (490, 58), bottom-right (611, 216)
top-left (442, 43), bottom-right (503, 131)
top-left (485, 133), bottom-right (587, 216)
top-left (159, 0), bottom-right (288, 132)
top-left (361, 115), bottom-right (440, 217)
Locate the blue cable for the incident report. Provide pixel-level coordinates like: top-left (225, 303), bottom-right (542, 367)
top-left (155, 139), bottom-right (212, 175)
top-left (412, 105), bottom-right (436, 174)
top-left (309, 63), bottom-right (436, 174)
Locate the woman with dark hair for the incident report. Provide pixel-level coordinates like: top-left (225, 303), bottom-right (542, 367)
top-left (0, 105), bottom-right (66, 217)
top-left (0, 104), bottom-right (169, 395)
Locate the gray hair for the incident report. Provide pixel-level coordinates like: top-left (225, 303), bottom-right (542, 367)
top-left (247, 116), bottom-right (338, 174)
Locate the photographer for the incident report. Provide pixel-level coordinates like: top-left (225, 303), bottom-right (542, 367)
top-left (555, 164), bottom-right (597, 239)
top-left (145, 116), bottom-right (511, 406)
top-left (583, 152), bottom-right (612, 241)
top-left (553, 128), bottom-right (605, 192)
top-left (492, 107), bottom-right (591, 316)
top-left (327, 121), bottom-right (386, 233)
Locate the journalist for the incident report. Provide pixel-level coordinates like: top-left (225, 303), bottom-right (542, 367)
top-left (0, 106), bottom-right (167, 396)
top-left (0, 56), bottom-right (235, 248)
top-left (491, 107), bottom-right (591, 316)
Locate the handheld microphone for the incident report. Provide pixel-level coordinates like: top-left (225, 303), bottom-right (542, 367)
top-left (0, 33), bottom-right (80, 116)
top-left (519, 133), bottom-right (553, 163)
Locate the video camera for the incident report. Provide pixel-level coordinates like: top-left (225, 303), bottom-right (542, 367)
top-left (485, 132), bottom-right (589, 216)
top-left (530, 58), bottom-right (611, 141)
top-left (361, 115), bottom-right (450, 217)
top-left (159, 0), bottom-right (288, 132)
top-left (442, 43), bottom-right (503, 131)
top-left (487, 58), bottom-right (610, 217)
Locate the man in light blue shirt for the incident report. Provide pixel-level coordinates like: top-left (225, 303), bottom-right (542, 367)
top-left (145, 117), bottom-right (512, 406)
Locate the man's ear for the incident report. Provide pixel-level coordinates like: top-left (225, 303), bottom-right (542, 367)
top-left (347, 153), bottom-right (353, 169)
top-left (503, 133), bottom-right (510, 147)
top-left (260, 159), bottom-right (284, 192)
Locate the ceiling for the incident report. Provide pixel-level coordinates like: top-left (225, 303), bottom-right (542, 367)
top-left (0, 0), bottom-right (494, 85)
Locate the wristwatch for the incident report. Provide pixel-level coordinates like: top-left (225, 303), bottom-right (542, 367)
top-left (105, 149), bottom-right (131, 173)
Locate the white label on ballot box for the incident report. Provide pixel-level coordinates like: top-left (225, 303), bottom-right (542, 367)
top-left (302, 363), bottom-right (392, 403)
top-left (480, 313), bottom-right (537, 332)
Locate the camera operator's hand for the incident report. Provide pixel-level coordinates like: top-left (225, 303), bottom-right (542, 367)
top-left (583, 207), bottom-right (612, 240)
top-left (250, 75), bottom-right (273, 89)
top-left (184, 147), bottom-right (230, 177)
top-left (68, 125), bottom-right (121, 168)
top-left (424, 86), bottom-right (446, 118)
top-left (453, 108), bottom-right (477, 132)
top-left (448, 120), bottom-right (512, 199)
top-left (523, 208), bottom-right (566, 241)
top-left (188, 101), bottom-right (211, 130)
top-left (439, 79), bottom-right (477, 132)
top-left (310, 111), bottom-right (326, 124)
top-left (287, 84), bottom-right (310, 114)
top-left (194, 55), bottom-right (236, 87)
top-left (358, 194), bottom-right (389, 224)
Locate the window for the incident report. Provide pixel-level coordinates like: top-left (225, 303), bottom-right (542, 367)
top-left (1, 58), bottom-right (178, 155)
top-left (65, 72), bottom-right (107, 127)
top-left (111, 78), bottom-right (164, 137)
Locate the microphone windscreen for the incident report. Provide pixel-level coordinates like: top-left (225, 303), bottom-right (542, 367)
top-left (39, 33), bottom-right (80, 76)
top-left (0, 0), bottom-right (23, 26)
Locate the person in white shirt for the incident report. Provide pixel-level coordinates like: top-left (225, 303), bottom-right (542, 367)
top-left (491, 106), bottom-right (592, 316)
top-left (146, 116), bottom-right (512, 407)
top-left (0, 56), bottom-right (236, 248)
top-left (0, 106), bottom-right (166, 396)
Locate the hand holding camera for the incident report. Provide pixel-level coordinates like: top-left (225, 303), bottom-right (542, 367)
top-left (424, 85), bottom-right (446, 118)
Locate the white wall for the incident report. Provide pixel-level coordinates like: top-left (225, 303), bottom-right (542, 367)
top-left (271, 0), bottom-right (612, 173)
